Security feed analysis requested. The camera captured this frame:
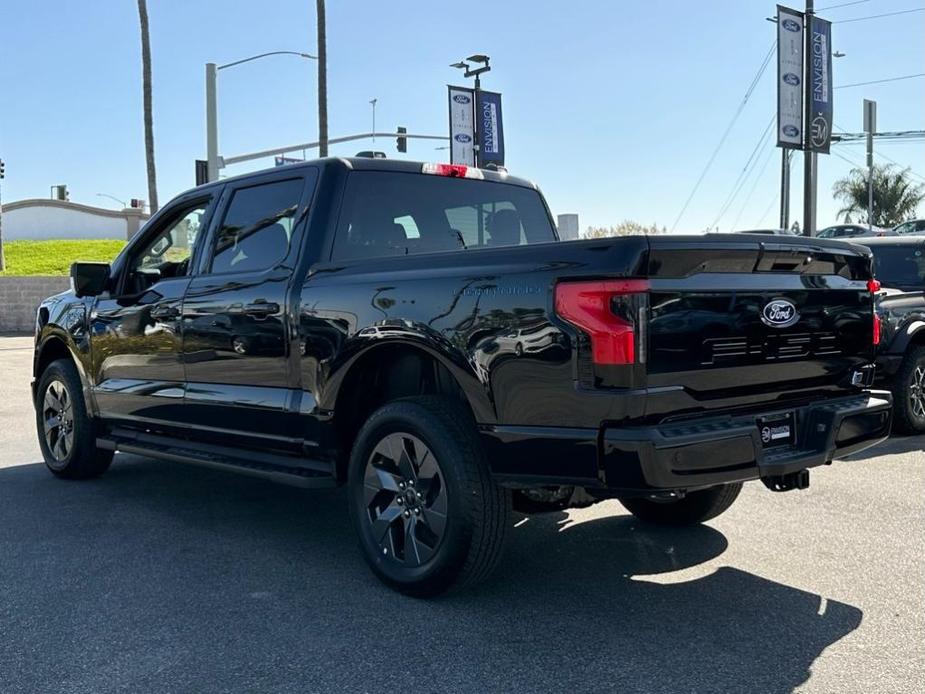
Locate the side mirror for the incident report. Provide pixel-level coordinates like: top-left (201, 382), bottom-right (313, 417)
top-left (71, 262), bottom-right (110, 297)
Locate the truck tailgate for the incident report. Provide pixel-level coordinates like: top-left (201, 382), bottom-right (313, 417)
top-left (645, 235), bottom-right (875, 405)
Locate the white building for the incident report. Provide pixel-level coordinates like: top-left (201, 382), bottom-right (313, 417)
top-left (1, 199), bottom-right (149, 240)
top-left (556, 213), bottom-right (580, 241)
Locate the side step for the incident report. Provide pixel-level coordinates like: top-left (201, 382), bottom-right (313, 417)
top-left (98, 429), bottom-right (338, 489)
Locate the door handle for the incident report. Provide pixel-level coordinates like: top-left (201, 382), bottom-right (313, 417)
top-left (150, 305), bottom-right (180, 320)
top-left (243, 301), bottom-right (280, 317)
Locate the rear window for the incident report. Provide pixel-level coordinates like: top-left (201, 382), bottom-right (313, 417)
top-left (332, 171), bottom-right (556, 261)
top-left (870, 245), bottom-right (925, 288)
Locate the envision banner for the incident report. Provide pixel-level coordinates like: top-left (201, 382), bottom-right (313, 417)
top-left (448, 86), bottom-right (476, 166)
top-left (476, 90), bottom-right (505, 166)
top-left (808, 16), bottom-right (833, 153)
top-left (777, 5), bottom-right (804, 149)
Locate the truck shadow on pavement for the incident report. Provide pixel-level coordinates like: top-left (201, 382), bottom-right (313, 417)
top-left (0, 455), bottom-right (862, 694)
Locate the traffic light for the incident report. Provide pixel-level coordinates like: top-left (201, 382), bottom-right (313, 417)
top-left (396, 126), bottom-right (407, 153)
top-left (0, 159), bottom-right (5, 179)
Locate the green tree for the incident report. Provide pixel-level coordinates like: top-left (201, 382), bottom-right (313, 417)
top-left (584, 221), bottom-right (666, 238)
top-left (832, 164), bottom-right (924, 228)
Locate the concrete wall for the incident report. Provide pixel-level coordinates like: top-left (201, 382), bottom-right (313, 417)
top-left (0, 276), bottom-right (71, 333)
top-left (2, 199), bottom-right (148, 240)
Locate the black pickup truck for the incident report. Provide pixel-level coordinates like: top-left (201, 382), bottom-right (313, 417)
top-left (862, 236), bottom-right (925, 433)
top-left (32, 158), bottom-right (891, 596)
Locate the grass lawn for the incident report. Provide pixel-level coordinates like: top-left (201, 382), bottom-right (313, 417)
top-left (0, 239), bottom-right (126, 276)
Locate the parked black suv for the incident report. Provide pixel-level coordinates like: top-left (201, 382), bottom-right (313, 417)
top-left (860, 236), bottom-right (925, 432)
top-left (33, 158), bottom-right (891, 595)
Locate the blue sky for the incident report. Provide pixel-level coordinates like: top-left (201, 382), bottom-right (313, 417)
top-left (1, 0), bottom-right (923, 233)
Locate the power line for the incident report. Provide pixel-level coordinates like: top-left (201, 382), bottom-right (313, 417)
top-left (818, 0), bottom-right (871, 10)
top-left (756, 192), bottom-right (780, 228)
top-left (710, 113), bottom-right (776, 228)
top-left (835, 73), bottom-right (925, 89)
top-left (834, 7), bottom-right (925, 23)
top-left (730, 139), bottom-right (779, 230)
top-left (670, 41), bottom-right (775, 232)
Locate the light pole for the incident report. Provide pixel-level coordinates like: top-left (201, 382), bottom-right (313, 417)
top-left (369, 98), bottom-right (377, 142)
top-left (450, 54), bottom-right (491, 166)
top-left (205, 51), bottom-right (317, 182)
top-left (96, 193), bottom-right (127, 208)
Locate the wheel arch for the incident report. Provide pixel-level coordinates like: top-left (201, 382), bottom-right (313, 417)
top-left (326, 340), bottom-right (494, 480)
top-left (34, 332), bottom-right (95, 414)
top-left (890, 320), bottom-right (925, 354)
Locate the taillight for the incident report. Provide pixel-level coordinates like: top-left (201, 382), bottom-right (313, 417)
top-left (554, 279), bottom-right (649, 365)
top-left (421, 163), bottom-right (484, 179)
top-left (868, 278), bottom-right (882, 345)
top-left (867, 278), bottom-right (881, 293)
top-left (873, 312), bottom-right (881, 346)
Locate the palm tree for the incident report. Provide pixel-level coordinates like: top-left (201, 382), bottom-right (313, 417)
top-left (833, 164), bottom-right (924, 228)
top-left (137, 0), bottom-right (159, 213)
top-left (316, 0), bottom-right (328, 157)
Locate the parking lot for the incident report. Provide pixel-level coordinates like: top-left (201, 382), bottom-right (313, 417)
top-left (0, 334), bottom-right (922, 693)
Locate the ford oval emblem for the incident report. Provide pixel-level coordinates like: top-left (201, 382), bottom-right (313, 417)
top-left (782, 72), bottom-right (800, 86)
top-left (454, 133), bottom-right (472, 143)
top-left (453, 94), bottom-right (471, 104)
top-left (761, 299), bottom-right (800, 328)
top-left (782, 124), bottom-right (800, 137)
top-left (782, 18), bottom-right (800, 32)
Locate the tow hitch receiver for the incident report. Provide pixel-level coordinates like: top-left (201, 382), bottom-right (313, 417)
top-left (762, 469), bottom-right (810, 492)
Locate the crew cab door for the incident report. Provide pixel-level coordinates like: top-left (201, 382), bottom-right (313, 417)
top-left (90, 192), bottom-right (218, 425)
top-left (181, 168), bottom-right (317, 450)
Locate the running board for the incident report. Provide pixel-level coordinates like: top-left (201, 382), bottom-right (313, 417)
top-left (97, 430), bottom-right (337, 489)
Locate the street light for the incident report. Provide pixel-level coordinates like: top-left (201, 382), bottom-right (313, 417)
top-left (96, 193), bottom-right (127, 208)
top-left (369, 98), bottom-right (377, 143)
top-left (205, 51), bottom-right (317, 182)
top-left (450, 54), bottom-right (491, 167)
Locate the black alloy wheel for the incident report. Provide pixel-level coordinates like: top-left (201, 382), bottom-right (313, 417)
top-left (362, 432), bottom-right (448, 566)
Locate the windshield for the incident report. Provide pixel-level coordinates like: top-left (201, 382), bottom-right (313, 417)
top-left (333, 172), bottom-right (557, 260)
top-left (870, 245), bottom-right (925, 289)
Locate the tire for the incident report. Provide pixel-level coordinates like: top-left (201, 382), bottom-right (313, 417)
top-left (35, 359), bottom-right (113, 480)
top-left (347, 396), bottom-right (511, 597)
top-left (619, 483), bottom-right (743, 526)
top-left (890, 346), bottom-right (925, 435)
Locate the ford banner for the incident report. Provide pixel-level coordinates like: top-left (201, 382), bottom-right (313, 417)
top-left (776, 5), bottom-right (804, 149)
top-left (448, 86), bottom-right (476, 166)
top-left (808, 15), bottom-right (833, 153)
top-left (476, 90), bottom-right (505, 166)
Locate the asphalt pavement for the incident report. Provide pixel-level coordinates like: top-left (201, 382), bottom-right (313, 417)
top-left (1, 335), bottom-right (922, 693)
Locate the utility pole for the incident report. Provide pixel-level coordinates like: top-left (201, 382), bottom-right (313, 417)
top-left (316, 0), bottom-right (328, 157)
top-left (205, 62), bottom-right (219, 182)
top-left (864, 99), bottom-right (877, 230)
top-left (802, 0), bottom-right (815, 237)
top-left (779, 150), bottom-right (791, 229)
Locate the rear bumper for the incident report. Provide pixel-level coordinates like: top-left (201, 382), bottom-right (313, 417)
top-left (484, 391), bottom-right (892, 492)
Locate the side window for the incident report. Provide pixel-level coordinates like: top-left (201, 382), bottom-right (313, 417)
top-left (209, 178), bottom-right (304, 274)
top-left (125, 201), bottom-right (209, 294)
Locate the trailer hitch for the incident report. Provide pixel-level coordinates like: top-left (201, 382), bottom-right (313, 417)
top-left (762, 469), bottom-right (810, 492)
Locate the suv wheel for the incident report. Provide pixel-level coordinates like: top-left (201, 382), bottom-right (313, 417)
top-left (619, 483), bottom-right (743, 526)
top-left (892, 346), bottom-right (925, 434)
top-left (36, 359), bottom-right (113, 479)
top-left (348, 396), bottom-right (510, 597)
